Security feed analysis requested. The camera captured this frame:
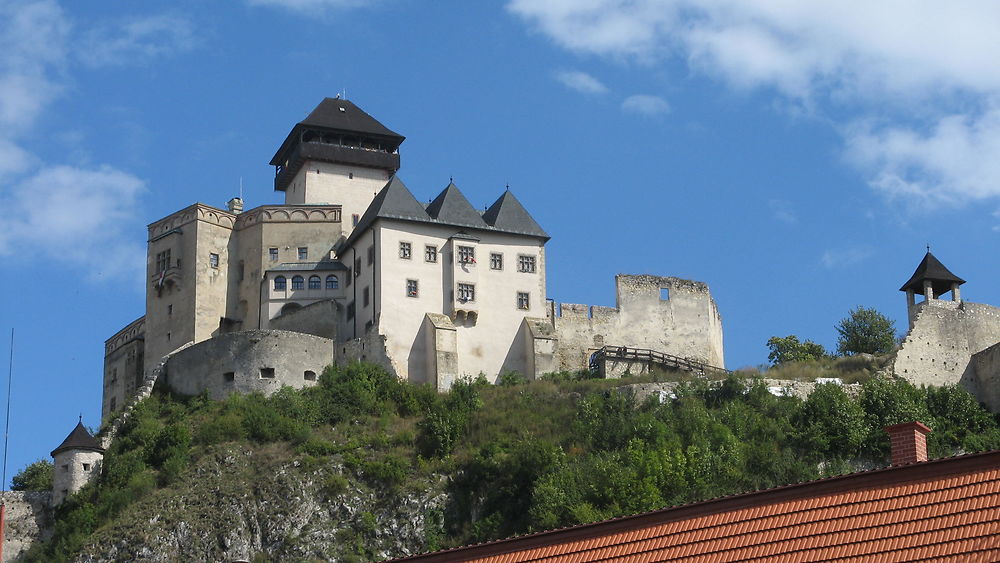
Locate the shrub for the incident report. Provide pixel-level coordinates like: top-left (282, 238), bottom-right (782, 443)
top-left (836, 306), bottom-right (896, 356)
top-left (12, 460), bottom-right (53, 491)
top-left (766, 335), bottom-right (827, 365)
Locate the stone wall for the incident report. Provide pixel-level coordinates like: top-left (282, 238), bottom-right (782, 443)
top-left (269, 298), bottom-right (339, 340)
top-left (893, 299), bottom-right (1000, 394)
top-left (0, 491), bottom-right (52, 562)
top-left (51, 450), bottom-right (103, 505)
top-left (163, 330), bottom-right (333, 400)
top-left (972, 343), bottom-right (1000, 412)
top-left (552, 275), bottom-right (724, 373)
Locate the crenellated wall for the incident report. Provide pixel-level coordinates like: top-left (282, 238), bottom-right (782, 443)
top-left (551, 275), bottom-right (724, 373)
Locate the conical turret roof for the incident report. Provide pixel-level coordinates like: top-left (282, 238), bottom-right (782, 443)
top-left (899, 251), bottom-right (965, 295)
top-left (51, 421), bottom-right (104, 457)
top-left (483, 189), bottom-right (549, 239)
top-left (425, 182), bottom-right (489, 229)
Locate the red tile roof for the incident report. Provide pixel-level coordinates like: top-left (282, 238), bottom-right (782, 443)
top-left (394, 450), bottom-right (1000, 562)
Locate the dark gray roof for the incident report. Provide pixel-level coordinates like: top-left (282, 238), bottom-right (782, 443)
top-left (426, 182), bottom-right (489, 229)
top-left (900, 251), bottom-right (965, 294)
top-left (270, 98), bottom-right (404, 166)
top-left (51, 421), bottom-right (104, 457)
top-left (268, 261), bottom-right (347, 272)
top-left (482, 190), bottom-right (549, 239)
top-left (344, 176), bottom-right (431, 248)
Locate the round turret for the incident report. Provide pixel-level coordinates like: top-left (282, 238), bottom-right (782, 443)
top-left (50, 420), bottom-right (104, 505)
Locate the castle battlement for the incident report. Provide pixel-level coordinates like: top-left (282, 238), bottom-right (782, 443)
top-left (104, 316), bottom-right (145, 356)
top-left (234, 204), bottom-right (342, 229)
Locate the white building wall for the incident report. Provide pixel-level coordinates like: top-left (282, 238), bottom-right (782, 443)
top-left (284, 161), bottom-right (391, 232)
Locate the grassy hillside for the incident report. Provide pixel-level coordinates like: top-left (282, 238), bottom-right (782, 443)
top-left (27, 362), bottom-right (1000, 561)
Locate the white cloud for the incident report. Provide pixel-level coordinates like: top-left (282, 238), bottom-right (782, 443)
top-left (621, 94), bottom-right (669, 116)
top-left (821, 246), bottom-right (874, 269)
top-left (246, 0), bottom-right (370, 13)
top-left (78, 14), bottom-right (197, 68)
top-left (555, 70), bottom-right (608, 94)
top-left (768, 199), bottom-right (797, 224)
top-left (508, 1), bottom-right (1000, 208)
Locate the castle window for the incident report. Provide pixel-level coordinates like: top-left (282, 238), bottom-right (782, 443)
top-left (259, 367), bottom-right (275, 379)
top-left (83, 463), bottom-right (91, 471)
top-left (458, 283), bottom-right (475, 303)
top-left (298, 247), bottom-right (308, 260)
top-left (490, 252), bottom-right (503, 270)
top-left (62, 464), bottom-right (69, 473)
top-left (399, 242), bottom-right (412, 259)
top-left (517, 292), bottom-right (530, 310)
top-left (352, 214), bottom-right (360, 227)
top-left (209, 253), bottom-right (219, 268)
top-left (269, 247), bottom-right (278, 261)
top-left (407, 279), bottom-right (418, 297)
top-left (363, 286), bottom-right (370, 307)
top-left (457, 246), bottom-right (475, 265)
top-left (308, 275), bottom-right (321, 290)
top-left (304, 370), bottom-right (316, 381)
top-left (367, 245), bottom-right (375, 265)
top-left (425, 245), bottom-right (437, 263)
top-left (224, 372), bottom-right (235, 382)
top-left (517, 255), bottom-right (536, 273)
top-left (660, 288), bottom-right (669, 300)
top-left (274, 276), bottom-right (287, 290)
top-left (349, 172), bottom-right (354, 180)
top-left (292, 275), bottom-right (304, 290)
top-left (326, 275), bottom-right (339, 289)
top-left (155, 249), bottom-right (171, 273)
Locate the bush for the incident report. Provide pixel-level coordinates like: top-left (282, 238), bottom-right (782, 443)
top-left (12, 460), bottom-right (53, 492)
top-left (836, 306), bottom-right (896, 356)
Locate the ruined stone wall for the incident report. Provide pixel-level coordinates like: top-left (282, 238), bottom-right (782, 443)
top-left (163, 330), bottom-right (333, 400)
top-left (894, 299), bottom-right (1000, 393)
top-left (972, 343), bottom-right (1000, 412)
top-left (0, 491), bottom-right (52, 562)
top-left (335, 323), bottom-right (394, 376)
top-left (268, 298), bottom-right (340, 340)
top-left (552, 275), bottom-right (724, 373)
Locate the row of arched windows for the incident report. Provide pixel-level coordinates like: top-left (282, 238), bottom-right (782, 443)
top-left (274, 274), bottom-right (339, 291)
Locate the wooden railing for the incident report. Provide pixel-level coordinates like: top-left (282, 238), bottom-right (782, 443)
top-left (589, 345), bottom-right (729, 376)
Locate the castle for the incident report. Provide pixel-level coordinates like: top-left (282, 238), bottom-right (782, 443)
top-left (99, 98), bottom-right (726, 423)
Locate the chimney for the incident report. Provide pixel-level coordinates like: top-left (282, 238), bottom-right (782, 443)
top-left (227, 197), bottom-right (244, 214)
top-left (884, 421), bottom-right (932, 466)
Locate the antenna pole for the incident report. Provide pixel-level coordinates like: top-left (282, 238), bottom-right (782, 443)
top-left (1, 328), bottom-right (12, 563)
top-left (240, 177), bottom-right (244, 201)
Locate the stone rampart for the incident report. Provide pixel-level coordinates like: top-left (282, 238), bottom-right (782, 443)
top-left (163, 330), bottom-right (333, 400)
top-left (551, 275), bottom-right (724, 373)
top-left (0, 491), bottom-right (52, 562)
top-left (972, 343), bottom-right (1000, 412)
top-left (269, 299), bottom-right (339, 340)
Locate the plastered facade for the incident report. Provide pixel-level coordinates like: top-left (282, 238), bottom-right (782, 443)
top-left (52, 449), bottom-right (103, 505)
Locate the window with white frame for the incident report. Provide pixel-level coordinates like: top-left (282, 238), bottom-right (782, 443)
top-left (517, 292), bottom-right (530, 310)
top-left (209, 253), bottom-right (219, 268)
top-left (406, 279), bottom-right (418, 297)
top-left (291, 275), bottom-right (304, 290)
top-left (274, 276), bottom-right (287, 290)
top-left (269, 247), bottom-right (278, 261)
top-left (518, 254), bottom-right (537, 273)
top-left (458, 245), bottom-right (475, 264)
top-left (326, 275), bottom-right (339, 289)
top-left (457, 283), bottom-right (475, 303)
top-left (298, 247), bottom-right (308, 260)
top-left (490, 252), bottom-right (503, 270)
top-left (425, 245), bottom-right (437, 262)
top-left (399, 242), bottom-right (412, 259)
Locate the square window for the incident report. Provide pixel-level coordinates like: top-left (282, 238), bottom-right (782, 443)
top-left (517, 292), bottom-right (530, 310)
top-left (224, 372), bottom-right (235, 382)
top-left (259, 367), bottom-right (276, 379)
top-left (209, 253), bottom-right (219, 268)
top-left (399, 242), bottom-right (412, 259)
top-left (490, 252), bottom-right (503, 270)
top-left (406, 279), bottom-right (418, 297)
top-left (83, 463), bottom-right (91, 471)
top-left (298, 247), bottom-right (308, 260)
top-left (425, 245), bottom-right (438, 263)
top-left (363, 286), bottom-right (370, 307)
top-left (457, 246), bottom-right (475, 265)
top-left (155, 249), bottom-right (172, 274)
top-left (269, 247), bottom-right (278, 261)
top-left (457, 283), bottom-right (475, 303)
top-left (518, 255), bottom-right (537, 273)
top-left (367, 245), bottom-right (375, 265)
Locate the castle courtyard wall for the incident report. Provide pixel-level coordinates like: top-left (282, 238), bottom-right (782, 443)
top-left (162, 330), bottom-right (333, 400)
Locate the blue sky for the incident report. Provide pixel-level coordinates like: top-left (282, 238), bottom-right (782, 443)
top-left (3, 0), bottom-right (1000, 483)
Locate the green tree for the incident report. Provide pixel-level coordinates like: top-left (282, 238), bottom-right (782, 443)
top-left (766, 335), bottom-right (827, 365)
top-left (11, 459), bottom-right (53, 491)
top-left (835, 306), bottom-right (896, 356)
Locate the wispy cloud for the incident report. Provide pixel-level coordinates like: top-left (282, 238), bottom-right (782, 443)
top-left (508, 1), bottom-right (1000, 210)
top-left (246, 0), bottom-right (370, 13)
top-left (78, 14), bottom-right (197, 68)
top-left (621, 94), bottom-right (669, 116)
top-left (554, 70), bottom-right (609, 94)
top-left (820, 246), bottom-right (874, 269)
top-left (768, 199), bottom-right (797, 224)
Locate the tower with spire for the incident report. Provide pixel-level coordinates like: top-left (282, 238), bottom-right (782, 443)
top-left (899, 250), bottom-right (966, 329)
top-left (50, 419), bottom-right (104, 505)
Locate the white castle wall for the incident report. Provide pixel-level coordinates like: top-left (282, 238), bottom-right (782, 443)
top-left (51, 450), bottom-right (103, 505)
top-left (163, 330), bottom-right (333, 400)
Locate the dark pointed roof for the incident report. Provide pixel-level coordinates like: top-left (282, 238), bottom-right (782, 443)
top-left (51, 421), bottom-right (104, 457)
top-left (344, 176), bottom-right (430, 247)
top-left (899, 251), bottom-right (965, 294)
top-left (483, 190), bottom-right (549, 239)
top-left (269, 98), bottom-right (404, 166)
top-left (426, 182), bottom-right (489, 229)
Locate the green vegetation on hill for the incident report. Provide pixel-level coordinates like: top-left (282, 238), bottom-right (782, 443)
top-left (27, 362), bottom-right (1000, 561)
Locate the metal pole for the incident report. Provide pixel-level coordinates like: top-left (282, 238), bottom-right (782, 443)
top-left (1, 328), bottom-right (12, 562)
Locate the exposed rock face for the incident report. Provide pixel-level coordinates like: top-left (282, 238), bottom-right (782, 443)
top-left (72, 445), bottom-right (448, 562)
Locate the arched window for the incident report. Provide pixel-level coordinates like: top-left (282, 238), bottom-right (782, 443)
top-left (308, 275), bottom-right (321, 290)
top-left (280, 302), bottom-right (302, 315)
top-left (291, 275), bottom-right (304, 290)
top-left (326, 275), bottom-right (339, 289)
top-left (274, 276), bottom-right (286, 290)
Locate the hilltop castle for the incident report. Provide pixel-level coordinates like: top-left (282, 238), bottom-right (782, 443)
top-left (99, 98), bottom-right (725, 423)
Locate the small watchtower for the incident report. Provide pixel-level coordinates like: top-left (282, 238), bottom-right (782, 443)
top-left (269, 98), bottom-right (405, 227)
top-left (900, 250), bottom-right (965, 327)
top-left (50, 420), bottom-right (105, 505)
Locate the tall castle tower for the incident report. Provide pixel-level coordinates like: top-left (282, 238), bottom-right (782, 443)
top-left (899, 250), bottom-right (965, 329)
top-left (269, 98), bottom-right (405, 231)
